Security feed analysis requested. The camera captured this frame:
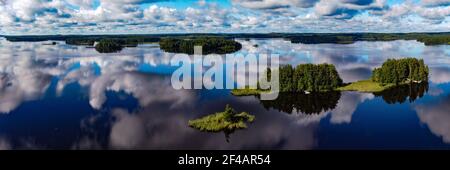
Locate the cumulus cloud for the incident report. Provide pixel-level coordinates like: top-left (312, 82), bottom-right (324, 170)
top-left (421, 0), bottom-right (450, 7)
top-left (0, 0), bottom-right (449, 34)
top-left (232, 0), bottom-right (319, 9)
top-left (314, 0), bottom-right (387, 19)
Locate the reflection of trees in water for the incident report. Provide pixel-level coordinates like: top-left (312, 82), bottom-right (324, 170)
top-left (373, 82), bottom-right (429, 104)
top-left (259, 92), bottom-right (341, 114)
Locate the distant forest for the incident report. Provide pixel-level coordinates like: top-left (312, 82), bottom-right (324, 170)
top-left (2, 32), bottom-right (449, 46)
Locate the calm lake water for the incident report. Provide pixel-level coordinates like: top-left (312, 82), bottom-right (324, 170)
top-left (0, 38), bottom-right (449, 149)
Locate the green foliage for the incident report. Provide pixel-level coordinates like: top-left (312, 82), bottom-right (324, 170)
top-left (277, 64), bottom-right (342, 92)
top-left (371, 58), bottom-right (429, 85)
top-left (288, 33), bottom-right (450, 46)
top-left (279, 65), bottom-right (295, 92)
top-left (232, 63), bottom-right (343, 95)
top-left (159, 37), bottom-right (242, 54)
top-left (417, 35), bottom-right (450, 45)
top-left (4, 33), bottom-right (449, 46)
top-left (188, 105), bottom-right (255, 132)
top-left (231, 88), bottom-right (269, 96)
top-left (259, 92), bottom-right (341, 114)
top-left (94, 39), bottom-right (124, 53)
top-left (66, 38), bottom-right (95, 46)
top-left (337, 80), bottom-right (396, 92)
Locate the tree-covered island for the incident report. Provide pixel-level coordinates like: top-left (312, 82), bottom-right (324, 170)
top-left (233, 58), bottom-right (429, 95)
top-left (339, 58), bottom-right (429, 92)
top-left (232, 63), bottom-right (343, 95)
top-left (159, 37), bottom-right (242, 54)
top-left (94, 39), bottom-right (125, 53)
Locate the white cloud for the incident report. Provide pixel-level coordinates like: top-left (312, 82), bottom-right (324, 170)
top-left (421, 0), bottom-right (450, 7)
top-left (0, 0), bottom-right (449, 34)
top-left (232, 0), bottom-right (319, 9)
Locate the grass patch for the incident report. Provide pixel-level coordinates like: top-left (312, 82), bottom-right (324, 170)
top-left (231, 88), bottom-right (269, 96)
top-left (188, 105), bottom-right (255, 132)
top-left (336, 80), bottom-right (396, 92)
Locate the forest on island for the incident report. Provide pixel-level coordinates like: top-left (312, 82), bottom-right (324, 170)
top-left (159, 37), bottom-right (242, 54)
top-left (371, 58), bottom-right (429, 85)
top-left (272, 64), bottom-right (343, 92)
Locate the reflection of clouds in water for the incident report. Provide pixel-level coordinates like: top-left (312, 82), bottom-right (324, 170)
top-left (107, 97), bottom-right (317, 150)
top-left (238, 39), bottom-right (450, 83)
top-left (56, 65), bottom-right (97, 95)
top-left (0, 56), bottom-right (55, 113)
top-left (415, 96), bottom-right (450, 143)
top-left (0, 38), bottom-right (190, 112)
top-left (430, 67), bottom-right (450, 84)
top-left (105, 91), bottom-right (373, 149)
top-left (330, 92), bottom-right (374, 124)
top-left (285, 92), bottom-right (373, 125)
top-left (110, 109), bottom-right (147, 149)
top-left (0, 137), bottom-right (11, 150)
top-left (71, 136), bottom-right (103, 150)
top-left (89, 72), bottom-right (195, 109)
top-left (428, 84), bottom-right (445, 97)
top-left (0, 38), bottom-right (448, 113)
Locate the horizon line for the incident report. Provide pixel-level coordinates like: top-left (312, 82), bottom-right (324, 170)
top-left (1, 31), bottom-right (450, 37)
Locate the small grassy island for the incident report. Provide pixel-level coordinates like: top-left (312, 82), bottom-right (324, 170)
top-left (233, 58), bottom-right (429, 95)
top-left (159, 37), bottom-right (242, 54)
top-left (188, 105), bottom-right (255, 132)
top-left (336, 80), bottom-right (395, 92)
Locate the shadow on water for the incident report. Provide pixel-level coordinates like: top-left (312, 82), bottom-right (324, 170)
top-left (373, 82), bottom-right (429, 104)
top-left (258, 91), bottom-right (341, 114)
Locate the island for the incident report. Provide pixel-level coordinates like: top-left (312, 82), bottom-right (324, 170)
top-left (159, 37), bottom-right (242, 54)
top-left (188, 105), bottom-right (255, 132)
top-left (232, 63), bottom-right (343, 95)
top-left (339, 58), bottom-right (429, 92)
top-left (94, 39), bottom-right (125, 53)
top-left (233, 58), bottom-right (429, 95)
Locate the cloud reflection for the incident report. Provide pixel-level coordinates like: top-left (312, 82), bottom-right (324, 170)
top-left (415, 95), bottom-right (450, 143)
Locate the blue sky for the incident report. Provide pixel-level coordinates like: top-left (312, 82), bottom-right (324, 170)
top-left (0, 0), bottom-right (449, 35)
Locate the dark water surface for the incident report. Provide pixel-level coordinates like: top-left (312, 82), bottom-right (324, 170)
top-left (0, 38), bottom-right (449, 149)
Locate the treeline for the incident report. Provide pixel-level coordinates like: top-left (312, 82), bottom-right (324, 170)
top-left (4, 33), bottom-right (449, 46)
top-left (417, 35), bottom-right (450, 45)
top-left (159, 37), bottom-right (242, 54)
top-left (288, 33), bottom-right (450, 45)
top-left (93, 38), bottom-right (156, 53)
top-left (273, 64), bottom-right (343, 92)
top-left (372, 58), bottom-right (429, 85)
top-left (94, 39), bottom-right (124, 53)
top-left (66, 38), bottom-right (95, 46)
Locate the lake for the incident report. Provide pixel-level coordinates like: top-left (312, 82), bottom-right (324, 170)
top-left (0, 38), bottom-right (449, 149)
